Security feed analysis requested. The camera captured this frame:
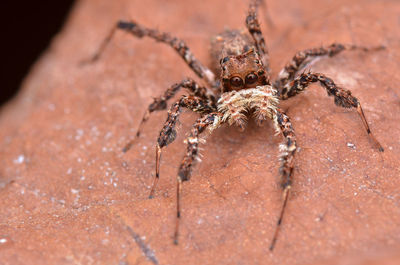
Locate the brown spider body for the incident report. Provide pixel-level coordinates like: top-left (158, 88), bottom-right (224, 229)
top-left (210, 29), bottom-right (277, 128)
top-left (89, 0), bottom-right (384, 251)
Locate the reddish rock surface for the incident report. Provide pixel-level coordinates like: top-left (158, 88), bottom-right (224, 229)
top-left (0, 0), bottom-right (400, 264)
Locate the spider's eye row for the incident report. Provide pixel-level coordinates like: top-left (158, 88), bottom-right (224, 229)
top-left (245, 72), bottom-right (258, 84)
top-left (230, 76), bottom-right (244, 87)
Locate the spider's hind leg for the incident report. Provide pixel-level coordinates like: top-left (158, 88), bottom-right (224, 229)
top-left (149, 95), bottom-right (216, 199)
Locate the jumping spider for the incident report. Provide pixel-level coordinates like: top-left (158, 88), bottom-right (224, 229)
top-left (89, 0), bottom-right (384, 251)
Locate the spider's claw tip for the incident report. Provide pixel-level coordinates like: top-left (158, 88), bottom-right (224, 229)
top-left (122, 143), bottom-right (133, 153)
top-left (269, 243), bottom-right (275, 252)
top-left (379, 146), bottom-right (384, 152)
top-left (173, 239), bottom-right (179, 245)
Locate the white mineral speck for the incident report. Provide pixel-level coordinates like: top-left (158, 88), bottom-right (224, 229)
top-left (347, 142), bottom-right (356, 149)
top-left (71, 189), bottom-right (79, 194)
top-left (75, 129), bottom-right (84, 140)
top-left (104, 132), bottom-right (112, 139)
top-left (14, 155), bottom-right (25, 164)
top-left (0, 238), bottom-right (7, 244)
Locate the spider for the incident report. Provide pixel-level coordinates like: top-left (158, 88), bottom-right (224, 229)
top-left (88, 0), bottom-right (384, 251)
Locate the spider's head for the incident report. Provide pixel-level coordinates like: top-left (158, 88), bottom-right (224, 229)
top-left (219, 49), bottom-right (269, 92)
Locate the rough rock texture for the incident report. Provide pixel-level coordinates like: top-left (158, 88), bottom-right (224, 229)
top-left (0, 0), bottom-right (400, 264)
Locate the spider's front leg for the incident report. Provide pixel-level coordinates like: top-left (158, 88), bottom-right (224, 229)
top-left (275, 43), bottom-right (385, 97)
top-left (246, 0), bottom-right (271, 74)
top-left (122, 79), bottom-right (216, 152)
top-left (174, 113), bottom-right (223, 244)
top-left (269, 108), bottom-right (297, 251)
top-left (278, 72), bottom-right (384, 151)
top-left (85, 20), bottom-right (216, 87)
top-left (149, 95), bottom-right (216, 199)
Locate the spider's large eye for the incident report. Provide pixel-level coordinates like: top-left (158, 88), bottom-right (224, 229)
top-left (230, 76), bottom-right (244, 87)
top-left (245, 72), bottom-right (258, 85)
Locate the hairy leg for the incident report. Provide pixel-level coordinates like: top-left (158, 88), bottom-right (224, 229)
top-left (86, 20), bottom-right (216, 86)
top-left (174, 113), bottom-right (223, 244)
top-left (122, 79), bottom-right (216, 152)
top-left (246, 0), bottom-right (271, 73)
top-left (149, 96), bottom-right (216, 199)
top-left (280, 72), bottom-right (383, 151)
top-left (275, 43), bottom-right (385, 92)
top-left (269, 108), bottom-right (297, 251)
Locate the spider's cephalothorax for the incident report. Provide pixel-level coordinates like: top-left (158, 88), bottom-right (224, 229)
top-left (89, 0), bottom-right (384, 251)
top-left (211, 29), bottom-right (271, 92)
top-left (220, 49), bottom-right (269, 91)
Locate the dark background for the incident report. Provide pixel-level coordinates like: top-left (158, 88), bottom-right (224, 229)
top-left (0, 1), bottom-right (75, 107)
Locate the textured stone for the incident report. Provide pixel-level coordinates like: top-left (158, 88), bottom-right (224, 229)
top-left (0, 0), bottom-right (400, 264)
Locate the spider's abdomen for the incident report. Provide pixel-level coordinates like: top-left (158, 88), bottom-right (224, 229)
top-left (210, 29), bottom-right (255, 74)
